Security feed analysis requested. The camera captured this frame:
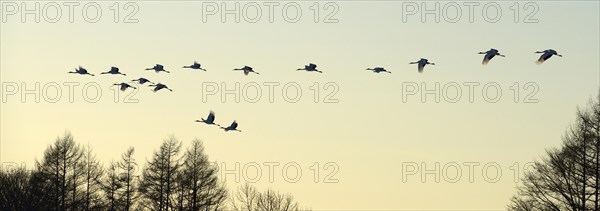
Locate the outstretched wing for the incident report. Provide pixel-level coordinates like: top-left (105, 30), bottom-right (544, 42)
top-left (207, 111), bottom-right (215, 122)
top-left (482, 57), bottom-right (490, 65)
top-left (482, 54), bottom-right (494, 65)
top-left (537, 53), bottom-right (552, 64)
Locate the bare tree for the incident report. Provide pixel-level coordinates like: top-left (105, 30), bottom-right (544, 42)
top-left (103, 161), bottom-right (123, 211)
top-left (178, 139), bottom-right (227, 211)
top-left (230, 184), bottom-right (308, 211)
top-left (70, 146), bottom-right (85, 210)
top-left (119, 147), bottom-right (138, 210)
top-left (0, 166), bottom-right (62, 210)
top-left (2, 133), bottom-right (313, 211)
top-left (34, 131), bottom-right (85, 211)
top-left (0, 167), bottom-right (33, 210)
top-left (173, 170), bottom-right (187, 211)
top-left (139, 136), bottom-right (182, 211)
top-left (28, 168), bottom-right (56, 210)
top-left (231, 184), bottom-right (258, 211)
top-left (508, 95), bottom-right (600, 211)
top-left (82, 145), bottom-right (105, 211)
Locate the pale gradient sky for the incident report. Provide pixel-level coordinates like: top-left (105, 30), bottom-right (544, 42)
top-left (1, 1), bottom-right (599, 209)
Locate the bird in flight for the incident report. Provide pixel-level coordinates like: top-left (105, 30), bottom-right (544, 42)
top-left (149, 83), bottom-right (173, 92)
top-left (297, 63), bottom-right (322, 73)
top-left (113, 82), bottom-right (136, 91)
top-left (221, 121), bottom-right (241, 132)
top-left (234, 66), bottom-right (260, 75)
top-left (410, 58), bottom-right (435, 73)
top-left (195, 111), bottom-right (220, 126)
top-left (183, 61), bottom-right (207, 71)
top-left (131, 77), bottom-right (154, 85)
top-left (478, 48), bottom-right (505, 65)
top-left (146, 64), bottom-right (170, 73)
top-left (366, 67), bottom-right (391, 73)
top-left (68, 66), bottom-right (94, 76)
top-left (101, 67), bottom-right (127, 76)
top-left (535, 49), bottom-right (563, 64)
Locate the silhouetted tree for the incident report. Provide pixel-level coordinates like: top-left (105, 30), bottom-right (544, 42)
top-left (70, 145), bottom-right (85, 210)
top-left (173, 170), bottom-right (187, 210)
top-left (0, 167), bottom-right (33, 210)
top-left (178, 139), bottom-right (227, 210)
top-left (230, 184), bottom-right (308, 211)
top-left (29, 169), bottom-right (56, 210)
top-left (103, 161), bottom-right (123, 211)
top-left (82, 145), bottom-right (105, 211)
top-left (34, 131), bottom-right (85, 211)
top-left (139, 136), bottom-right (182, 211)
top-left (508, 95), bottom-right (600, 211)
top-left (119, 147), bottom-right (138, 210)
top-left (1, 133), bottom-right (312, 211)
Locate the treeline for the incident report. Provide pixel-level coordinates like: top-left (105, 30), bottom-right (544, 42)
top-left (0, 134), bottom-right (308, 211)
top-left (508, 95), bottom-right (600, 211)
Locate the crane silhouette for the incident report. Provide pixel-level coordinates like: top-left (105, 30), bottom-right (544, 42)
top-left (221, 121), bottom-right (241, 132)
top-left (149, 83), bottom-right (173, 92)
top-left (101, 67), bottom-right (127, 75)
top-left (478, 48), bottom-right (505, 65)
top-left (131, 77), bottom-right (154, 85)
top-left (366, 67), bottom-right (391, 73)
top-left (183, 61), bottom-right (206, 71)
top-left (410, 58), bottom-right (435, 73)
top-left (535, 49), bottom-right (563, 64)
top-left (113, 82), bottom-right (136, 91)
top-left (68, 66), bottom-right (94, 76)
top-left (146, 64), bottom-right (170, 73)
top-left (234, 66), bottom-right (260, 75)
top-left (195, 111), bottom-right (220, 126)
top-left (297, 63), bottom-right (322, 73)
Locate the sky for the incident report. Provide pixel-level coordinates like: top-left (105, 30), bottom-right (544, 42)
top-left (1, 0), bottom-right (599, 209)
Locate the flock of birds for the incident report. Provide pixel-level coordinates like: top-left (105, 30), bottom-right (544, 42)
top-left (195, 111), bottom-right (241, 132)
top-left (67, 48), bottom-right (563, 132)
top-left (67, 48), bottom-right (563, 77)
